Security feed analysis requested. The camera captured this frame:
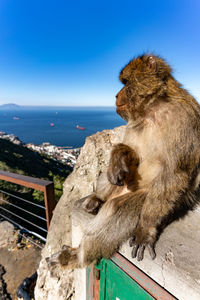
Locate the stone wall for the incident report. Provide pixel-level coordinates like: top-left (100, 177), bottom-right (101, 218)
top-left (35, 126), bottom-right (125, 300)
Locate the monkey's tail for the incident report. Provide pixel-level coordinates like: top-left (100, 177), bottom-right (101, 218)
top-left (77, 190), bottom-right (146, 267)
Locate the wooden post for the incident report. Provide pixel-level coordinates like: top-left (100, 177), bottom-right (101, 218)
top-left (43, 183), bottom-right (56, 230)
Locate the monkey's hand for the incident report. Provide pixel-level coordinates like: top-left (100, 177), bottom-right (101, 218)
top-left (129, 227), bottom-right (156, 261)
top-left (107, 143), bottom-right (138, 186)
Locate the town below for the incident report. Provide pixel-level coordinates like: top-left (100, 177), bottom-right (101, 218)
top-left (0, 131), bottom-right (80, 168)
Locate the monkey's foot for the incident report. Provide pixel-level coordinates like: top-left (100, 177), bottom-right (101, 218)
top-left (46, 245), bottom-right (77, 273)
top-left (129, 237), bottom-right (156, 261)
top-left (82, 195), bottom-right (103, 215)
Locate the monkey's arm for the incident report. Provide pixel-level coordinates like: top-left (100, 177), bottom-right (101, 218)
top-left (46, 190), bottom-right (150, 271)
top-left (107, 143), bottom-right (139, 186)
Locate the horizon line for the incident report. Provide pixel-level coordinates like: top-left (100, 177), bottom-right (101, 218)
top-left (0, 103), bottom-right (115, 107)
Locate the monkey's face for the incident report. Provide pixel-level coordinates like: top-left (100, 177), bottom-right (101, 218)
top-left (116, 54), bottom-right (171, 122)
top-left (116, 87), bottom-right (130, 121)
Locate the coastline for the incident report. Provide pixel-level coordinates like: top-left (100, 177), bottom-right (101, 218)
top-left (0, 131), bottom-right (80, 168)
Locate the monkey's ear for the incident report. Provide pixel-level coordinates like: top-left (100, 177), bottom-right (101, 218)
top-left (147, 55), bottom-right (157, 72)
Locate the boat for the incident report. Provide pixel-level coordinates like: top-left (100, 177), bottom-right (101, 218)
top-left (13, 116), bottom-right (20, 120)
top-left (50, 123), bottom-right (54, 127)
top-left (76, 125), bottom-right (85, 131)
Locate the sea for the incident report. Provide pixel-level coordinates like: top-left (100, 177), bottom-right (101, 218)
top-left (0, 106), bottom-right (126, 148)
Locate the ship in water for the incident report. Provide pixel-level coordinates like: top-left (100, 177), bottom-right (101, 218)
top-left (13, 116), bottom-right (20, 120)
top-left (76, 125), bottom-right (85, 130)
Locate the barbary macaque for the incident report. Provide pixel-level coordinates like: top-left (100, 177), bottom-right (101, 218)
top-left (47, 54), bottom-right (200, 271)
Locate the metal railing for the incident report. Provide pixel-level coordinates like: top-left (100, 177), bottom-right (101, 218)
top-left (0, 170), bottom-right (56, 246)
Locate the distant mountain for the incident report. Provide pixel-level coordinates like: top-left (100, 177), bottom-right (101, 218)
top-left (0, 103), bottom-right (20, 109)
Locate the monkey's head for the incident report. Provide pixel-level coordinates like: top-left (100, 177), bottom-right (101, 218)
top-left (116, 54), bottom-right (172, 121)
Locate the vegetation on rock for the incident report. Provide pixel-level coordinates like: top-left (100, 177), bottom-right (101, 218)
top-left (0, 138), bottom-right (72, 202)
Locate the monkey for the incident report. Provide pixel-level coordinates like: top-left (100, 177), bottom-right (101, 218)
top-left (47, 54), bottom-right (200, 271)
top-left (81, 143), bottom-right (140, 214)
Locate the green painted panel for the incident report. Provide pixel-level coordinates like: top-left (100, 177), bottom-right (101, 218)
top-left (99, 259), bottom-right (153, 300)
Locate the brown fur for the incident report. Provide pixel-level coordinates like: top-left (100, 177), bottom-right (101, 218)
top-left (47, 54), bottom-right (200, 270)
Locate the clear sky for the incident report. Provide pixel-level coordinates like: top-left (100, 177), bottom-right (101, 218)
top-left (0, 0), bottom-right (199, 106)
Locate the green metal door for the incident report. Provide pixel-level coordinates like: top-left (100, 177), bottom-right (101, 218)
top-left (97, 259), bottom-right (153, 300)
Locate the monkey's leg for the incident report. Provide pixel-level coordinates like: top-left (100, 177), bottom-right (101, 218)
top-left (47, 190), bottom-right (148, 270)
top-left (130, 172), bottom-right (189, 261)
top-left (107, 143), bottom-right (139, 186)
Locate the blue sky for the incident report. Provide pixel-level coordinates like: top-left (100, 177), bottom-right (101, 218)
top-left (0, 0), bottom-right (199, 106)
